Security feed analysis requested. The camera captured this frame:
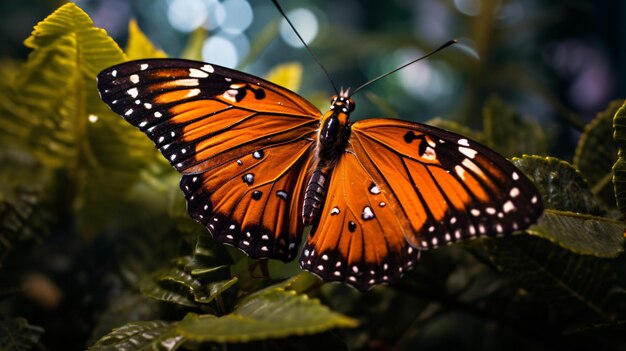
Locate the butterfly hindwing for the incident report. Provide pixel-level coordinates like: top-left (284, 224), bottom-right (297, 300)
top-left (97, 59), bottom-right (321, 260)
top-left (350, 118), bottom-right (543, 250)
top-left (300, 148), bottom-right (420, 291)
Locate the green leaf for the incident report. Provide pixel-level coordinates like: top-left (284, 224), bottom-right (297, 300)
top-left (512, 156), bottom-right (603, 214)
top-left (180, 27), bottom-right (207, 61)
top-left (611, 100), bottom-right (626, 216)
top-left (140, 235), bottom-right (235, 307)
top-left (176, 288), bottom-right (358, 343)
top-left (527, 210), bottom-right (624, 258)
top-left (483, 96), bottom-right (547, 157)
top-left (88, 321), bottom-right (184, 351)
top-left (3, 3), bottom-right (156, 238)
top-left (574, 101), bottom-right (623, 208)
top-left (264, 62), bottom-right (303, 93)
top-left (125, 20), bottom-right (167, 60)
top-left (0, 150), bottom-right (52, 263)
top-left (0, 317), bottom-right (44, 351)
top-left (512, 156), bottom-right (623, 257)
top-left (485, 235), bottom-right (624, 330)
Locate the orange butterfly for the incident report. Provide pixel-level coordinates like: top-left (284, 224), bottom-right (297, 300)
top-left (97, 58), bottom-right (543, 291)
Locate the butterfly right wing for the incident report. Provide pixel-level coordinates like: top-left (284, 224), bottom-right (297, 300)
top-left (97, 59), bottom-right (320, 261)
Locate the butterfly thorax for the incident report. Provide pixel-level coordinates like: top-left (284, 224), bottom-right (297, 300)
top-left (302, 95), bottom-right (355, 226)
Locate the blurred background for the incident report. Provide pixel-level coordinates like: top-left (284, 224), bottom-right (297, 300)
top-left (1, 0), bottom-right (624, 158)
top-left (1, 1), bottom-right (625, 350)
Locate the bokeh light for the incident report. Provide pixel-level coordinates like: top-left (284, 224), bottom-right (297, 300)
top-left (454, 0), bottom-right (482, 16)
top-left (167, 0), bottom-right (208, 32)
top-left (220, 0), bottom-right (253, 35)
top-left (279, 8), bottom-right (318, 48)
top-left (203, 0), bottom-right (226, 31)
top-left (202, 35), bottom-right (239, 67)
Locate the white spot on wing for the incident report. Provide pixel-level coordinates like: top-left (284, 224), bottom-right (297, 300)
top-left (130, 74), bottom-right (140, 84)
top-left (186, 89), bottom-right (201, 98)
top-left (127, 88), bottom-right (139, 98)
top-left (510, 187), bottom-right (520, 198)
top-left (462, 158), bottom-right (485, 177)
top-left (140, 63), bottom-right (149, 70)
top-left (455, 165), bottom-right (466, 180)
top-left (503, 200), bottom-right (515, 213)
top-left (458, 138), bottom-right (470, 146)
top-left (459, 146), bottom-right (477, 159)
top-left (362, 206), bottom-right (374, 220)
top-left (111, 69), bottom-right (117, 77)
top-left (189, 68), bottom-right (209, 78)
top-left (201, 64), bottom-right (215, 73)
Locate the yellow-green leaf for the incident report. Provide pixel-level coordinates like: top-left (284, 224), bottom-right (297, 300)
top-left (574, 100), bottom-right (623, 208)
top-left (177, 289), bottom-right (358, 343)
top-left (88, 321), bottom-right (183, 351)
top-left (527, 209), bottom-right (624, 258)
top-left (125, 19), bottom-right (167, 60)
top-left (611, 100), bottom-right (626, 216)
top-left (7, 3), bottom-right (155, 238)
top-left (264, 62), bottom-right (303, 93)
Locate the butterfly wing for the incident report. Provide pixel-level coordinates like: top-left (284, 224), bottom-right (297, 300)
top-left (97, 59), bottom-right (320, 261)
top-left (300, 146), bottom-right (420, 291)
top-left (350, 118), bottom-right (543, 249)
top-left (301, 118), bottom-right (543, 291)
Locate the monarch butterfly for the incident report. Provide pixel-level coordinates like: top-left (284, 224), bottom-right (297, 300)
top-left (97, 11), bottom-right (543, 292)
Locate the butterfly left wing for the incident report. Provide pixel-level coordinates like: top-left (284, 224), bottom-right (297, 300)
top-left (97, 59), bottom-right (320, 261)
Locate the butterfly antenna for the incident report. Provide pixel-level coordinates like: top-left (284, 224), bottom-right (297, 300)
top-left (272, 0), bottom-right (340, 95)
top-left (350, 39), bottom-right (458, 97)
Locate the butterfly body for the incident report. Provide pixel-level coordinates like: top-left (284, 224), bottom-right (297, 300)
top-left (303, 95), bottom-right (354, 225)
top-left (97, 58), bottom-right (543, 291)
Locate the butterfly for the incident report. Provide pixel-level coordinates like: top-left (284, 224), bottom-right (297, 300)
top-left (97, 58), bottom-right (543, 291)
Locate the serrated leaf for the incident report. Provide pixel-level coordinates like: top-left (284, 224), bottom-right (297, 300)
top-left (140, 235), bottom-right (235, 307)
top-left (483, 96), bottom-right (547, 157)
top-left (176, 288), bottom-right (358, 343)
top-left (0, 317), bottom-right (44, 351)
top-left (574, 101), bottom-right (622, 208)
top-left (611, 100), bottom-right (626, 216)
top-left (88, 321), bottom-right (184, 351)
top-left (485, 235), bottom-right (624, 330)
top-left (527, 210), bottom-right (624, 258)
top-left (512, 156), bottom-right (623, 257)
top-left (264, 62), bottom-right (302, 93)
top-left (0, 151), bottom-right (52, 263)
top-left (125, 20), bottom-right (167, 60)
top-left (3, 3), bottom-right (156, 238)
top-left (513, 156), bottom-right (603, 215)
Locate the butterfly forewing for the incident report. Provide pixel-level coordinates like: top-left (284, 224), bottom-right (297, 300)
top-left (97, 59), bottom-right (321, 261)
top-left (350, 119), bottom-right (543, 249)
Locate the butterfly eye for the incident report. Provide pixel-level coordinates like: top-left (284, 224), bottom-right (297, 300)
top-left (346, 98), bottom-right (356, 112)
top-left (330, 95), bottom-right (338, 105)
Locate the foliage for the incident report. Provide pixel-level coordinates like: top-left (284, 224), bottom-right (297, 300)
top-left (0, 3), bottom-right (625, 351)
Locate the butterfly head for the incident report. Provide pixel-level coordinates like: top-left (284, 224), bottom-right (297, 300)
top-left (329, 95), bottom-right (355, 114)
